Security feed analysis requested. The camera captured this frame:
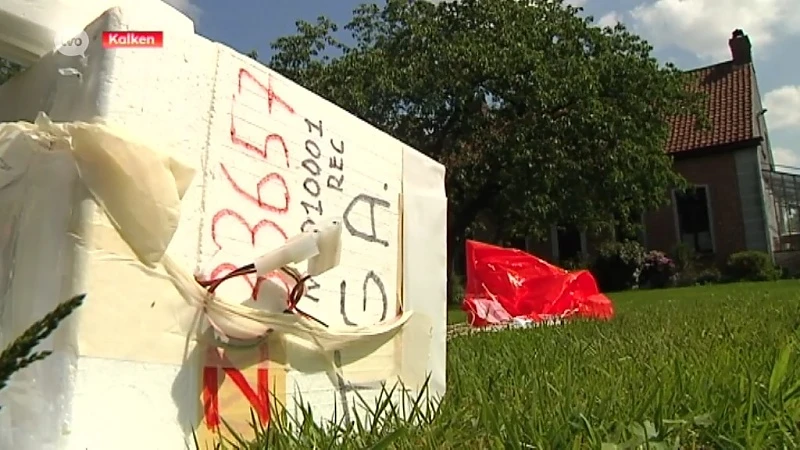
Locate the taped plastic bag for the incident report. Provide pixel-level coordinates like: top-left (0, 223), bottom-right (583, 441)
top-left (66, 120), bottom-right (194, 266)
top-left (0, 112), bottom-right (194, 450)
top-left (0, 112), bottom-right (194, 266)
top-left (0, 123), bottom-right (82, 450)
top-left (162, 253), bottom-right (416, 347)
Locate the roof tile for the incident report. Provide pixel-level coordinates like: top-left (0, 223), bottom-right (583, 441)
top-left (666, 61), bottom-right (755, 154)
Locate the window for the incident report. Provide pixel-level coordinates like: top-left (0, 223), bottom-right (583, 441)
top-left (673, 186), bottom-right (714, 253)
top-left (780, 204), bottom-right (800, 235)
top-left (556, 224), bottom-right (583, 261)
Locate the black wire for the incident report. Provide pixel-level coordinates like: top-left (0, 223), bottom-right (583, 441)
top-left (293, 305), bottom-right (328, 327)
top-left (200, 263), bottom-right (329, 327)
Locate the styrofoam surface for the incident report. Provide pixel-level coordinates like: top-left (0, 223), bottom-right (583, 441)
top-left (0, 5), bottom-right (446, 450)
top-left (0, 0), bottom-right (193, 65)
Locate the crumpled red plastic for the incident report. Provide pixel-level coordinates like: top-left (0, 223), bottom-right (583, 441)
top-left (462, 239), bottom-right (614, 327)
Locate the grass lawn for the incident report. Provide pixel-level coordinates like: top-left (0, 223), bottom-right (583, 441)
top-left (243, 281), bottom-right (800, 449)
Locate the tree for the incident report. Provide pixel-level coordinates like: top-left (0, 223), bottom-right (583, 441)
top-left (269, 0), bottom-right (703, 270)
top-left (0, 58), bottom-right (23, 85)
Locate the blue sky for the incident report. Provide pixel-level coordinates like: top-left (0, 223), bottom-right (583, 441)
top-left (168, 0), bottom-right (800, 170)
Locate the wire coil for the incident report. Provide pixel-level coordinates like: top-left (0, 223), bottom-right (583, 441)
top-left (194, 262), bottom-right (328, 347)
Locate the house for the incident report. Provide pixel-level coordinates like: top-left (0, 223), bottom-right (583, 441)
top-left (522, 29), bottom-right (800, 269)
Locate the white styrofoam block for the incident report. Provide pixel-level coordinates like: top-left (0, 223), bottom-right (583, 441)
top-left (0, 0), bottom-right (194, 65)
top-left (402, 148), bottom-right (447, 399)
top-left (0, 147), bottom-right (85, 450)
top-left (0, 3), bottom-right (447, 449)
top-left (67, 358), bottom-right (190, 450)
top-left (0, 6), bottom-right (215, 449)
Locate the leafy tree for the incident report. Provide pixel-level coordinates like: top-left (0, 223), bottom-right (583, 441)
top-left (0, 58), bottom-right (23, 85)
top-left (268, 0), bottom-right (703, 269)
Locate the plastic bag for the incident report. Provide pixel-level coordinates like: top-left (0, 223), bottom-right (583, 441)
top-left (462, 240), bottom-right (614, 327)
top-left (0, 113), bottom-right (194, 266)
top-left (0, 122), bottom-right (83, 450)
top-left (0, 112), bottom-right (195, 450)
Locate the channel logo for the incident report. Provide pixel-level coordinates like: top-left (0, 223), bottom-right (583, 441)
top-left (102, 31), bottom-right (164, 49)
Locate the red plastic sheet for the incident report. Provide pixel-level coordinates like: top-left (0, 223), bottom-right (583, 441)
top-left (462, 240), bottom-right (614, 327)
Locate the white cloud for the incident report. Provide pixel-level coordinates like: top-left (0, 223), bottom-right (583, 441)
top-left (627, 0), bottom-right (800, 61)
top-left (163, 0), bottom-right (202, 21)
top-left (764, 85), bottom-right (800, 131)
top-left (597, 11), bottom-right (622, 28)
top-left (773, 147), bottom-right (800, 171)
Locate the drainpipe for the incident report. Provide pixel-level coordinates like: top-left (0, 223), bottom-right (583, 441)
top-left (755, 108), bottom-right (775, 261)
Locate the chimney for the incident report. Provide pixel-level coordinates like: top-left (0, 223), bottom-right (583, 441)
top-left (729, 29), bottom-right (752, 64)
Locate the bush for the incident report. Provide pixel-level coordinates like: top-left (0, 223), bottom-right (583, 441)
top-left (640, 250), bottom-right (677, 288)
top-left (672, 243), bottom-right (695, 273)
top-left (695, 267), bottom-right (722, 285)
top-left (449, 273), bottom-right (465, 305)
top-left (560, 253), bottom-right (590, 271)
top-left (724, 251), bottom-right (781, 282)
top-left (778, 266), bottom-right (793, 279)
top-left (591, 241), bottom-right (645, 292)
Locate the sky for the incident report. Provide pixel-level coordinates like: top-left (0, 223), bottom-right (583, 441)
top-left (165, 0), bottom-right (800, 170)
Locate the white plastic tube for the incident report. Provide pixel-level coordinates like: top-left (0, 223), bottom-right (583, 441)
top-left (307, 218), bottom-right (342, 276)
top-left (253, 217), bottom-right (342, 277)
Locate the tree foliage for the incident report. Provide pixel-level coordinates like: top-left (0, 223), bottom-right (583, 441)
top-left (269, 0), bottom-right (703, 248)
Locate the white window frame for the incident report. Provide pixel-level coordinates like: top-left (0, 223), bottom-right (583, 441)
top-left (672, 184), bottom-right (716, 253)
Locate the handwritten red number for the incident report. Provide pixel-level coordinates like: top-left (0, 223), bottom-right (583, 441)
top-left (236, 68), bottom-right (294, 115)
top-left (230, 69), bottom-right (294, 162)
top-left (203, 347), bottom-right (271, 429)
top-left (210, 209), bottom-right (289, 300)
top-left (219, 165), bottom-right (289, 213)
top-left (209, 262), bottom-right (289, 301)
top-left (203, 68), bottom-right (294, 430)
top-left (229, 131), bottom-right (291, 167)
top-left (211, 209), bottom-right (287, 249)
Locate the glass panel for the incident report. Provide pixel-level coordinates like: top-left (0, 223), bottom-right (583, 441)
top-left (675, 187), bottom-right (713, 253)
top-left (557, 225), bottom-right (582, 261)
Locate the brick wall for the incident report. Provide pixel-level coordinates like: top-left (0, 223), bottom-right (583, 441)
top-left (474, 150), bottom-right (754, 269)
top-left (645, 150), bottom-right (748, 266)
top-left (523, 151), bottom-right (751, 268)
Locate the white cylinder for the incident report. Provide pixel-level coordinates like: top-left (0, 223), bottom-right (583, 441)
top-left (307, 218), bottom-right (343, 276)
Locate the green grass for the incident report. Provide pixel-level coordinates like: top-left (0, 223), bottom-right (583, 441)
top-left (447, 307), bottom-right (467, 324)
top-left (233, 281), bottom-right (800, 449)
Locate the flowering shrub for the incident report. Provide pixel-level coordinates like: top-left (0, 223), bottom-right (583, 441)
top-left (640, 250), bottom-right (677, 288)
